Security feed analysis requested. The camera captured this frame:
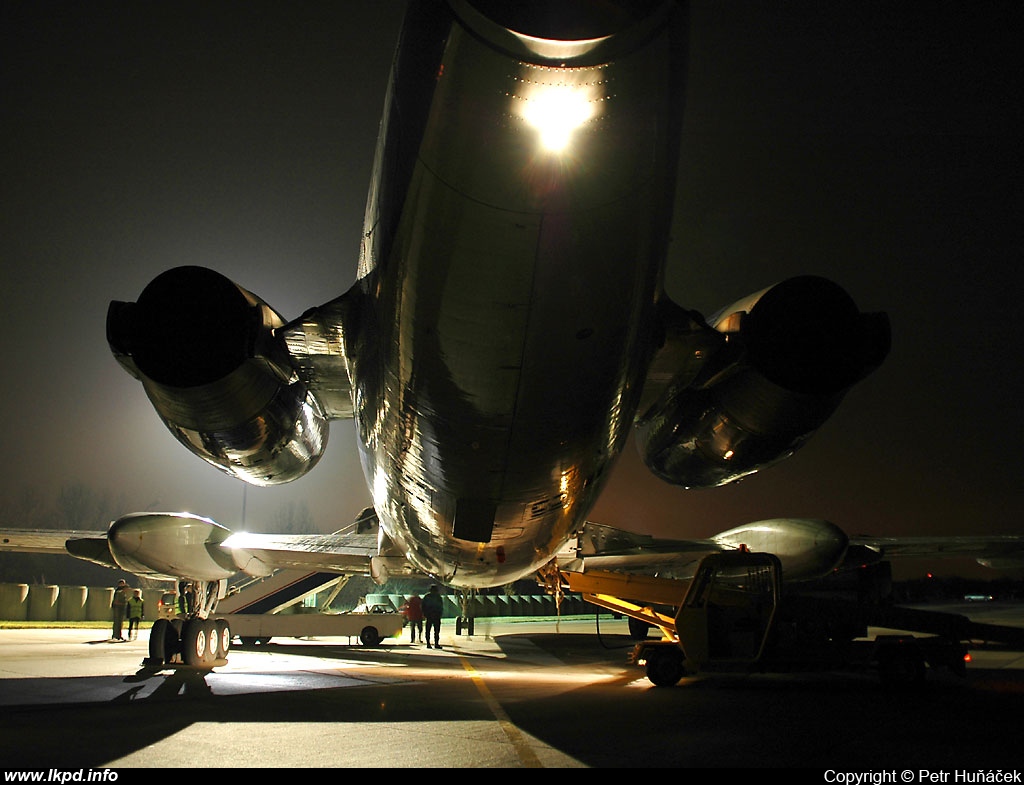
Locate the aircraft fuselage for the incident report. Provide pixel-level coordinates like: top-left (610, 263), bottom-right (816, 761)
top-left (350, 2), bottom-right (688, 586)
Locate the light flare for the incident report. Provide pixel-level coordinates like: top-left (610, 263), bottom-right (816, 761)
top-left (522, 85), bottom-right (595, 152)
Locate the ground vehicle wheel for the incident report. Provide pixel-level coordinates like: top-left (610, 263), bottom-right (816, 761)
top-left (148, 618), bottom-right (178, 665)
top-left (628, 617), bottom-right (652, 640)
top-left (360, 626), bottom-right (382, 647)
top-left (182, 619), bottom-right (210, 668)
top-left (215, 619), bottom-right (231, 659)
top-left (879, 650), bottom-right (926, 687)
top-left (645, 649), bottom-right (685, 687)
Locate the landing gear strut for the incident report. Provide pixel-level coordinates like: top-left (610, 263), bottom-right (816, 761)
top-left (454, 589), bottom-right (476, 636)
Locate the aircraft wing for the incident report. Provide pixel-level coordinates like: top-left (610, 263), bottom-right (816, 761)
top-left (561, 520), bottom-right (1024, 583)
top-left (849, 534), bottom-right (1024, 570)
top-left (558, 518), bottom-right (854, 584)
top-left (556, 521), bottom-right (724, 581)
top-left (0, 529), bottom-right (106, 555)
top-left (216, 530), bottom-right (415, 582)
top-left (0, 509), bottom-right (417, 585)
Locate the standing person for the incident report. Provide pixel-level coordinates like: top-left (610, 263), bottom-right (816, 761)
top-left (110, 580), bottom-right (130, 641)
top-left (125, 589), bottom-right (145, 640)
top-left (421, 584), bottom-right (444, 649)
top-left (400, 593), bottom-right (424, 644)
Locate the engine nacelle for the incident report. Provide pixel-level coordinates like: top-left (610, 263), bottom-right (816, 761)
top-left (107, 266), bottom-right (327, 485)
top-left (637, 276), bottom-right (890, 488)
top-left (106, 512), bottom-right (266, 582)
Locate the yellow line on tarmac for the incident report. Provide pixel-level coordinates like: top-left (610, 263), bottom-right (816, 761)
top-left (460, 656), bottom-right (543, 768)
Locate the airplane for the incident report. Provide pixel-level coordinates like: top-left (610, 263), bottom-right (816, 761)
top-left (5, 1), bottom-right (1020, 667)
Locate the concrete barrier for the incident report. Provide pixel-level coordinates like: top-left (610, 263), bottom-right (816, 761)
top-left (57, 585), bottom-right (88, 621)
top-left (0, 582), bottom-right (589, 621)
top-left (474, 595), bottom-right (494, 617)
top-left (27, 585), bottom-right (59, 622)
top-left (87, 587), bottom-right (113, 622)
top-left (0, 583), bottom-right (29, 621)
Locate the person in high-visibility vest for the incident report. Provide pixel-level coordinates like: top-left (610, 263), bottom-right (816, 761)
top-left (125, 589), bottom-right (145, 640)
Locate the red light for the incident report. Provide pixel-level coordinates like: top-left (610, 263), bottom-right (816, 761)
top-left (964, 653), bottom-right (972, 663)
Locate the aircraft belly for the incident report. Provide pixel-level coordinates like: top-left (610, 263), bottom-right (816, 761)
top-left (388, 187), bottom-right (654, 495)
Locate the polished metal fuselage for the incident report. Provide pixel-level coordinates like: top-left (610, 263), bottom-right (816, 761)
top-left (349, 2), bottom-right (688, 587)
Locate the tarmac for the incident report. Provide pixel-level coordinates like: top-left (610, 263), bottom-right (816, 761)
top-left (1, 608), bottom-right (1023, 770)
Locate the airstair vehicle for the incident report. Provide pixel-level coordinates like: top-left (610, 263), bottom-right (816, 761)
top-left (561, 551), bottom-right (1024, 687)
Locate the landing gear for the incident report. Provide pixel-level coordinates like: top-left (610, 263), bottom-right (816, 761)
top-left (454, 588), bottom-right (476, 636)
top-left (144, 578), bottom-right (230, 670)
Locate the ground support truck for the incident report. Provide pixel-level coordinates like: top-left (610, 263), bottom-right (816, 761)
top-left (562, 551), bottom-right (1024, 687)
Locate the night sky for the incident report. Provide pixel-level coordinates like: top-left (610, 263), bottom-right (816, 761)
top-left (2, 2), bottom-right (1021, 579)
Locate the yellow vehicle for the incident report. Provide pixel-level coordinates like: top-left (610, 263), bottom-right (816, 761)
top-left (631, 552), bottom-right (972, 687)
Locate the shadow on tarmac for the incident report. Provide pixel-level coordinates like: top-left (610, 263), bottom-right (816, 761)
top-left (1, 620), bottom-right (1022, 768)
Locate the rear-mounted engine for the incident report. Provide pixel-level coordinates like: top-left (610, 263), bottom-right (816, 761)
top-left (107, 266), bottom-right (327, 485)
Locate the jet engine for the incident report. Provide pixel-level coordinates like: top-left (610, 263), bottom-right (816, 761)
top-left (107, 266), bottom-right (328, 485)
top-left (105, 512), bottom-right (249, 582)
top-left (636, 276), bottom-right (890, 488)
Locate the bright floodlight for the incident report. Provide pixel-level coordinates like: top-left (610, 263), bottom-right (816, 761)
top-left (523, 86), bottom-right (594, 153)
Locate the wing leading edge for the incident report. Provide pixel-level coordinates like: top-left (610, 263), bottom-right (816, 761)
top-left (850, 534), bottom-right (1024, 571)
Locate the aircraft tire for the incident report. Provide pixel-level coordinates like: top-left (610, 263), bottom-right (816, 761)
top-left (182, 619), bottom-right (210, 668)
top-left (201, 619), bottom-right (218, 666)
top-left (215, 619), bottom-right (231, 659)
top-left (360, 626), bottom-right (381, 647)
top-left (148, 618), bottom-right (177, 665)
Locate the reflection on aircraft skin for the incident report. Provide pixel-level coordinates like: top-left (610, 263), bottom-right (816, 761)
top-left (102, 1), bottom-right (890, 593)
